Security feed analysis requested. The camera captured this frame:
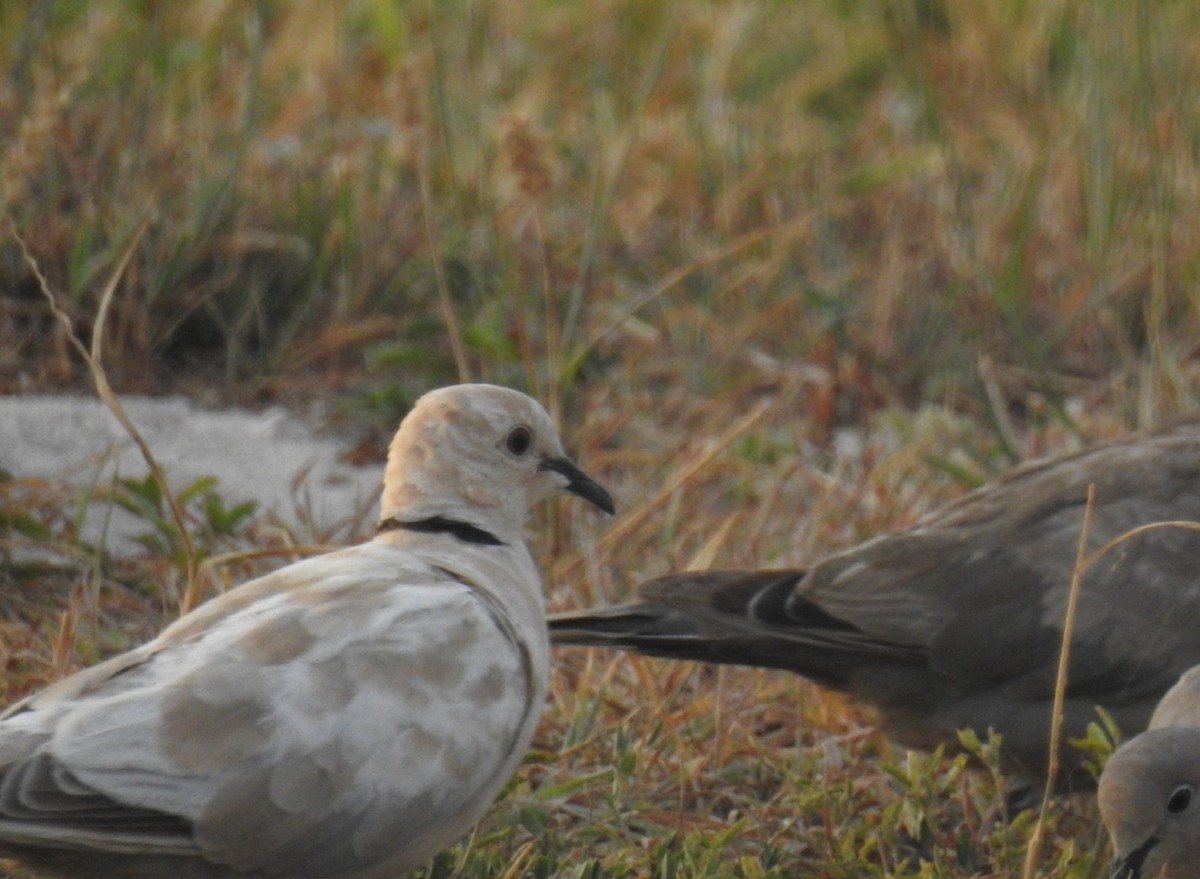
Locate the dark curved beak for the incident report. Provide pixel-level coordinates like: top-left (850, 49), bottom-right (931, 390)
top-left (1111, 836), bottom-right (1157, 879)
top-left (539, 456), bottom-right (615, 514)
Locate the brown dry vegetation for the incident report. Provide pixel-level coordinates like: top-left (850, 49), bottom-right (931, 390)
top-left (4, 1), bottom-right (1200, 876)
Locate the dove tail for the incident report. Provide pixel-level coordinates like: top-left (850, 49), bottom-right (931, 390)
top-left (548, 569), bottom-right (924, 690)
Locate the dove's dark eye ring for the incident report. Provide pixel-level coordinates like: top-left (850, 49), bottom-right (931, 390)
top-left (1168, 784), bottom-right (1193, 814)
top-left (505, 427), bottom-right (533, 457)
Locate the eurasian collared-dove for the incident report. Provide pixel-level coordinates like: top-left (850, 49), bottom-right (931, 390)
top-left (1100, 666), bottom-right (1200, 879)
top-left (550, 426), bottom-right (1200, 784)
top-left (0, 384), bottom-right (613, 879)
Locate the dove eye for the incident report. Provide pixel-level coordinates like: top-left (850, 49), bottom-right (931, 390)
top-left (505, 427), bottom-right (533, 457)
top-left (1168, 784), bottom-right (1193, 814)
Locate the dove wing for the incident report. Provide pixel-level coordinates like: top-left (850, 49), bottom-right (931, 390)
top-left (0, 544), bottom-right (539, 877)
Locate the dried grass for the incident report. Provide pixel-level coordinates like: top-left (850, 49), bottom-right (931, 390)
top-left (6, 1), bottom-right (1200, 875)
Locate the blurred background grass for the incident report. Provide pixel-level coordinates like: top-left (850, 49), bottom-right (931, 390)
top-left (4, 0), bottom-right (1200, 876)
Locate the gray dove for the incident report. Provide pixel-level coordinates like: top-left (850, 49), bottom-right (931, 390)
top-left (1101, 666), bottom-right (1200, 878)
top-left (0, 383), bottom-right (613, 879)
top-left (550, 425), bottom-right (1200, 785)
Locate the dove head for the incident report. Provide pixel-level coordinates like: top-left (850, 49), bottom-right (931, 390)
top-left (379, 384), bottom-right (613, 545)
top-left (1100, 726), bottom-right (1200, 879)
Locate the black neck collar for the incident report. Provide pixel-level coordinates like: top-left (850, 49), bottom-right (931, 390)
top-left (377, 516), bottom-right (505, 546)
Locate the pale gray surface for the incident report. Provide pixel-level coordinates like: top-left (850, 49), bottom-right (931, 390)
top-left (1152, 666), bottom-right (1200, 730)
top-left (0, 395), bottom-right (384, 553)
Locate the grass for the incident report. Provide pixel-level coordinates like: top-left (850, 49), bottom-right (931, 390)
top-left (4, 0), bottom-right (1200, 875)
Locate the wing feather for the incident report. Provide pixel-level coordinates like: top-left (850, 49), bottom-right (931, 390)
top-left (0, 544), bottom-right (537, 876)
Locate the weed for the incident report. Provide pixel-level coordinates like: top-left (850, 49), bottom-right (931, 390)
top-left (6, 1), bottom-right (1200, 875)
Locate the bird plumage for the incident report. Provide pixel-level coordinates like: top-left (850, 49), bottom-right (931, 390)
top-left (551, 425), bottom-right (1200, 782)
top-left (0, 383), bottom-right (613, 879)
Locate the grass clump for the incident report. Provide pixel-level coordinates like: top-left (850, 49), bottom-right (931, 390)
top-left (6, 0), bottom-right (1200, 876)
top-left (5, 1), bottom-right (1200, 419)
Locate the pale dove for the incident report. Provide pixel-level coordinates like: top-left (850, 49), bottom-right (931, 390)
top-left (1100, 666), bottom-right (1200, 879)
top-left (0, 383), bottom-right (613, 879)
top-left (1150, 668), bottom-right (1200, 731)
top-left (550, 425), bottom-right (1200, 785)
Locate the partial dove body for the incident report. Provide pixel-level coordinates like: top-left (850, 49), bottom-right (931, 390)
top-left (551, 425), bottom-right (1200, 783)
top-left (1151, 667), bottom-right (1200, 731)
top-left (1101, 666), bottom-right (1200, 879)
top-left (0, 384), bottom-right (613, 879)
